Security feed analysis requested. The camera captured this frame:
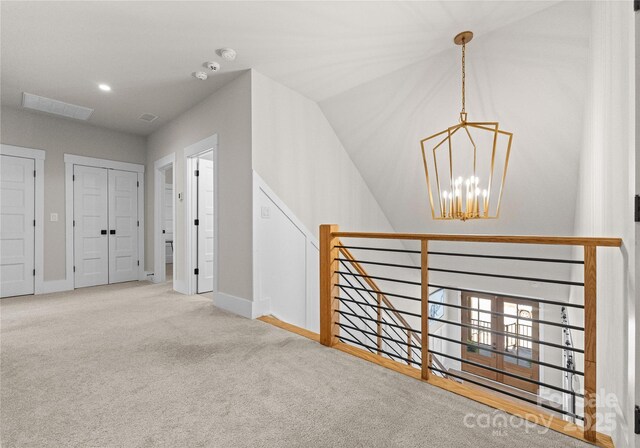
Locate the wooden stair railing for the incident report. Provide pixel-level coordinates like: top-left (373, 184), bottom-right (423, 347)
top-left (319, 224), bottom-right (622, 448)
top-left (338, 243), bottom-right (449, 378)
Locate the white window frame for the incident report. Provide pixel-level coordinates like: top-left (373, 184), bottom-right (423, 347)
top-left (0, 144), bottom-right (45, 294)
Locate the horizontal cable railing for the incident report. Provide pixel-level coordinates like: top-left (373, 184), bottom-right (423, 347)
top-left (320, 225), bottom-right (622, 444)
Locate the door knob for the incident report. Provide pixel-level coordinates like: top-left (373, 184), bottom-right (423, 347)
top-left (110, 229), bottom-right (116, 235)
top-left (100, 230), bottom-right (107, 235)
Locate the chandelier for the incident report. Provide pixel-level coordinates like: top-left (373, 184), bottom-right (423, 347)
top-left (420, 31), bottom-right (513, 221)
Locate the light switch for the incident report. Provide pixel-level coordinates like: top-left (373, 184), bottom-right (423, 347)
top-left (50, 213), bottom-right (58, 222)
top-left (261, 206), bottom-right (270, 219)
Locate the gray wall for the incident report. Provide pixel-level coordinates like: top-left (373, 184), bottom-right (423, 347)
top-left (0, 106), bottom-right (146, 282)
top-left (145, 71), bottom-right (253, 301)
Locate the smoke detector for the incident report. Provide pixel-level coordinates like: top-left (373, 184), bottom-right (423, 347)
top-left (217, 48), bottom-right (237, 61)
top-left (193, 71), bottom-right (208, 81)
top-left (205, 61), bottom-right (221, 72)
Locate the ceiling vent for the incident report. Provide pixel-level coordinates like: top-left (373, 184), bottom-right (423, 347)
top-left (138, 113), bottom-right (158, 123)
top-left (22, 92), bottom-right (93, 120)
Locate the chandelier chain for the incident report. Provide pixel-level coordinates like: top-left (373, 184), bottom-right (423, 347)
top-left (461, 39), bottom-right (466, 115)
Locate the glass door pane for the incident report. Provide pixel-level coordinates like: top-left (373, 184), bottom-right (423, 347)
top-left (461, 293), bottom-right (497, 380)
top-left (499, 298), bottom-right (539, 393)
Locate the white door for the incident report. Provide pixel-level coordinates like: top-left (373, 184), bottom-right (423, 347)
top-left (164, 183), bottom-right (173, 264)
top-left (108, 169), bottom-right (138, 284)
top-left (197, 158), bottom-right (214, 293)
top-left (74, 165), bottom-right (108, 288)
top-left (0, 155), bottom-right (35, 297)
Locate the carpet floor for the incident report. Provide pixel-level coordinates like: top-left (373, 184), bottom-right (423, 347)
top-left (1, 281), bottom-right (589, 447)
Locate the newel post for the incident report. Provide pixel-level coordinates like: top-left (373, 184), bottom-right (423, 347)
top-left (320, 225), bottom-right (339, 347)
top-left (421, 239), bottom-right (430, 380)
top-left (583, 245), bottom-right (597, 442)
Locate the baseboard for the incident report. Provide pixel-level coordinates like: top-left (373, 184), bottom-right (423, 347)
top-left (213, 291), bottom-right (253, 318)
top-left (212, 292), bottom-right (270, 319)
top-left (173, 280), bottom-right (188, 295)
top-left (41, 279), bottom-right (72, 294)
top-left (251, 297), bottom-right (271, 319)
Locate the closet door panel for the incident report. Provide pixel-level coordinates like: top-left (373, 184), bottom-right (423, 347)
top-left (74, 165), bottom-right (109, 288)
top-left (0, 155), bottom-right (35, 297)
top-left (108, 170), bottom-right (138, 284)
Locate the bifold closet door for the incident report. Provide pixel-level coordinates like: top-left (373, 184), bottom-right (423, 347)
top-left (74, 165), bottom-right (109, 288)
top-left (197, 158), bottom-right (214, 294)
top-left (0, 155), bottom-right (35, 297)
top-left (108, 169), bottom-right (138, 283)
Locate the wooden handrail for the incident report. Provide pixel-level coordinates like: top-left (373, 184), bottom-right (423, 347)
top-left (333, 231), bottom-right (622, 247)
top-left (320, 225), bottom-right (618, 445)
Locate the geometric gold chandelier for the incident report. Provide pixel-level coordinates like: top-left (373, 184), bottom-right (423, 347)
top-left (420, 31), bottom-right (513, 221)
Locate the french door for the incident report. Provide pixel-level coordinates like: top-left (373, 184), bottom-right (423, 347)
top-left (461, 292), bottom-right (539, 393)
top-left (0, 155), bottom-right (35, 297)
top-left (74, 165), bottom-right (138, 288)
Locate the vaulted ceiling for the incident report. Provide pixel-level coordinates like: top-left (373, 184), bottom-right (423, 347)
top-left (2, 1), bottom-right (557, 135)
top-left (320, 1), bottom-right (590, 235)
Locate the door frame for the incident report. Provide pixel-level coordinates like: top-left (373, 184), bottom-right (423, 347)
top-left (183, 135), bottom-right (218, 296)
top-left (153, 153), bottom-right (175, 285)
top-left (0, 144), bottom-right (45, 295)
top-left (64, 154), bottom-right (145, 290)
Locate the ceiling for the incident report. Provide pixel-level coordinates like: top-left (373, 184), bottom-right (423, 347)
top-left (1, 1), bottom-right (557, 135)
top-left (320, 1), bottom-right (591, 236)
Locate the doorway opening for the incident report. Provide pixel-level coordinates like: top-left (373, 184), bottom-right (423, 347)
top-left (153, 153), bottom-right (175, 287)
top-left (184, 135), bottom-right (217, 296)
top-left (163, 166), bottom-right (174, 283)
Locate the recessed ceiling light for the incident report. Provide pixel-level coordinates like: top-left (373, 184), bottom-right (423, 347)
top-left (98, 84), bottom-right (111, 92)
top-left (217, 48), bottom-right (237, 61)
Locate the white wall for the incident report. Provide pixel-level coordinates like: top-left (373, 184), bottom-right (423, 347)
top-left (253, 173), bottom-right (319, 329)
top-left (145, 71), bottom-right (253, 301)
top-left (251, 70), bottom-right (417, 330)
top-left (572, 3), bottom-right (636, 446)
top-left (251, 70), bottom-right (399, 238)
top-left (0, 106), bottom-right (146, 282)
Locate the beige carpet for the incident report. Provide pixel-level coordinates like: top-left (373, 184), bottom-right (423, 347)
top-left (1, 281), bottom-right (590, 447)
